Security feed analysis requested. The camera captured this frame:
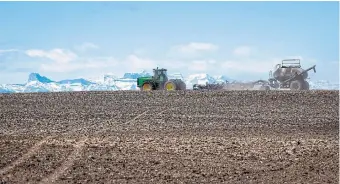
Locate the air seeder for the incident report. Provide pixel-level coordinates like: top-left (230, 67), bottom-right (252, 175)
top-left (137, 67), bottom-right (186, 91)
top-left (267, 59), bottom-right (316, 90)
top-left (193, 59), bottom-right (317, 91)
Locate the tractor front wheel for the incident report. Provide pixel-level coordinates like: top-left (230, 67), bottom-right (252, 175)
top-left (142, 82), bottom-right (153, 91)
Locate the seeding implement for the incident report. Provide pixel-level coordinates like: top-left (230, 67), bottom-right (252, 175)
top-left (193, 59), bottom-right (316, 91)
top-left (267, 59), bottom-right (316, 90)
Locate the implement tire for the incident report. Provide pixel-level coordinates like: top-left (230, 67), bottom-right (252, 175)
top-left (303, 81), bottom-right (310, 90)
top-left (290, 80), bottom-right (303, 90)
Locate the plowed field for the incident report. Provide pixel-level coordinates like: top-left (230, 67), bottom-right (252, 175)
top-left (0, 90), bottom-right (338, 184)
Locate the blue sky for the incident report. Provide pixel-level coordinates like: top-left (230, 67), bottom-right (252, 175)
top-left (0, 1), bottom-right (338, 84)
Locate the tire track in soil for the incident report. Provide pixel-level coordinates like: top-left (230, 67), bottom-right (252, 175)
top-left (125, 110), bottom-right (149, 124)
top-left (0, 136), bottom-right (53, 176)
top-left (93, 115), bottom-right (119, 134)
top-left (38, 138), bottom-right (87, 184)
top-left (91, 109), bottom-right (152, 134)
top-left (157, 108), bottom-right (172, 115)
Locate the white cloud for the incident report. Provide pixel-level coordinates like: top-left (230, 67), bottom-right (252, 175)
top-left (133, 48), bottom-right (147, 55)
top-left (124, 54), bottom-right (157, 72)
top-left (37, 53), bottom-right (155, 74)
top-left (219, 55), bottom-right (317, 75)
top-left (162, 60), bottom-right (187, 70)
top-left (39, 63), bottom-right (75, 73)
top-left (21, 44), bottom-right (319, 81)
top-left (0, 49), bottom-right (18, 55)
top-left (2, 42), bottom-right (329, 84)
top-left (179, 42), bottom-right (218, 52)
top-left (189, 60), bottom-right (208, 72)
top-left (220, 60), bottom-right (275, 73)
top-left (27, 45), bottom-right (157, 74)
top-left (40, 57), bottom-right (118, 73)
top-left (25, 49), bottom-right (78, 64)
top-left (170, 42), bottom-right (219, 58)
top-left (185, 59), bottom-right (217, 72)
top-left (233, 46), bottom-right (252, 57)
top-left (74, 42), bottom-right (99, 52)
top-left (24, 48), bottom-right (118, 73)
top-left (207, 59), bottom-right (216, 64)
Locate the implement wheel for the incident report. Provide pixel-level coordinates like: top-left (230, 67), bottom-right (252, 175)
top-left (290, 80), bottom-right (303, 90)
top-left (142, 82), bottom-right (153, 91)
top-left (303, 81), bottom-right (310, 90)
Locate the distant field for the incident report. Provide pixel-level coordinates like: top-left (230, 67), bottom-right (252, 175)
top-left (0, 90), bottom-right (338, 184)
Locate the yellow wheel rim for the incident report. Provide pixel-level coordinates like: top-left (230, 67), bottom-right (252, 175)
top-left (142, 83), bottom-right (152, 91)
top-left (165, 82), bottom-right (175, 91)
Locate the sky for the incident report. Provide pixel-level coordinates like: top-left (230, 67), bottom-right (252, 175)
top-left (0, 1), bottom-right (339, 84)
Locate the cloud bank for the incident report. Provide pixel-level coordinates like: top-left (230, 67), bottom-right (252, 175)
top-left (0, 41), bottom-right (322, 83)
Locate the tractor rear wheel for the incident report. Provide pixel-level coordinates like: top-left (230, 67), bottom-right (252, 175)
top-left (175, 80), bottom-right (186, 90)
top-left (164, 79), bottom-right (186, 91)
top-left (141, 82), bottom-right (153, 91)
top-left (290, 80), bottom-right (303, 90)
top-left (164, 81), bottom-right (177, 91)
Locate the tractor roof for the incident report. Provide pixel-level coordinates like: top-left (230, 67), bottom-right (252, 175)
top-left (153, 67), bottom-right (167, 71)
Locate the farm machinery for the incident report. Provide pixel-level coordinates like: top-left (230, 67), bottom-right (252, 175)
top-left (193, 80), bottom-right (270, 91)
top-left (137, 67), bottom-right (186, 91)
top-left (255, 59), bottom-right (316, 90)
top-left (193, 83), bottom-right (226, 90)
top-left (193, 59), bottom-right (316, 91)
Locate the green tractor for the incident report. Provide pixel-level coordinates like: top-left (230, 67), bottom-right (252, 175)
top-left (137, 67), bottom-right (186, 91)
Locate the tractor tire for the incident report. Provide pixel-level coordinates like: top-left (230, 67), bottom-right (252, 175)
top-left (164, 80), bottom-right (177, 91)
top-left (290, 80), bottom-right (303, 90)
top-left (141, 82), bottom-right (154, 91)
top-left (303, 81), bottom-right (310, 90)
top-left (175, 79), bottom-right (186, 90)
top-left (164, 79), bottom-right (186, 91)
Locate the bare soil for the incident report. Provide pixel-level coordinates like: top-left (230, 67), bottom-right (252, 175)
top-left (0, 90), bottom-right (338, 184)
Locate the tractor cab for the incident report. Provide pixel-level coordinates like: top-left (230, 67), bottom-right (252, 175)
top-left (152, 67), bottom-right (168, 83)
